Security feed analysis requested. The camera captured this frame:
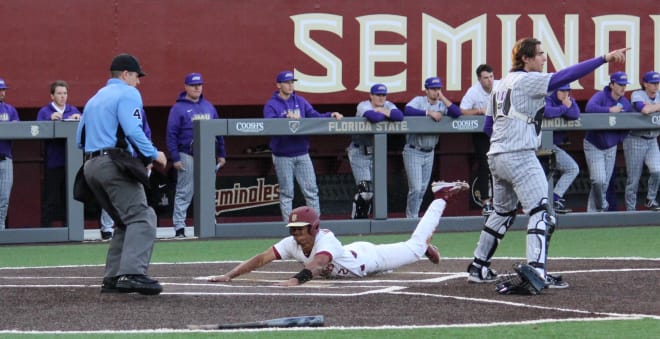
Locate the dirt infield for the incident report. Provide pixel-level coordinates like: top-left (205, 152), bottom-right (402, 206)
top-left (0, 258), bottom-right (658, 332)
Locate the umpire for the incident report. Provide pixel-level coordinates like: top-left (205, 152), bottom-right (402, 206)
top-left (76, 53), bottom-right (167, 295)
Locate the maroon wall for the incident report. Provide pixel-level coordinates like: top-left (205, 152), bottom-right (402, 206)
top-left (0, 0), bottom-right (657, 109)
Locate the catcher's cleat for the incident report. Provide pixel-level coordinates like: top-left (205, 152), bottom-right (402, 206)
top-left (467, 263), bottom-right (498, 283)
top-left (545, 274), bottom-right (569, 289)
top-left (431, 180), bottom-right (469, 201)
top-left (425, 244), bottom-right (440, 264)
top-left (115, 274), bottom-right (163, 295)
top-left (495, 262), bottom-right (546, 295)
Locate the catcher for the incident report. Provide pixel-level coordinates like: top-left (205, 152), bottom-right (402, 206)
top-left (208, 180), bottom-right (469, 286)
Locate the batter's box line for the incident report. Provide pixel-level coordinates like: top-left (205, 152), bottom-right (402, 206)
top-left (387, 290), bottom-right (660, 320)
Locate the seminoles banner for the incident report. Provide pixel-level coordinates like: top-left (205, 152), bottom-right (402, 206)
top-left (1, 0), bottom-right (658, 107)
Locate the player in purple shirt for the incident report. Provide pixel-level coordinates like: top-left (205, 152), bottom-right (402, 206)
top-left (166, 73), bottom-right (226, 238)
top-left (583, 71), bottom-right (633, 212)
top-left (543, 84), bottom-right (580, 213)
top-left (36, 80), bottom-right (81, 227)
top-left (263, 70), bottom-right (343, 222)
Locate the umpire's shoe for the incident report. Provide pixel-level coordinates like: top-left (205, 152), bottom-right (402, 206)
top-left (115, 274), bottom-right (163, 295)
top-left (101, 276), bottom-right (121, 294)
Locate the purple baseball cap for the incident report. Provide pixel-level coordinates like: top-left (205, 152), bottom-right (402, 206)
top-left (0, 78), bottom-right (7, 89)
top-left (185, 73), bottom-right (204, 85)
top-left (610, 71), bottom-right (630, 85)
top-left (276, 70), bottom-right (297, 83)
top-left (643, 71), bottom-right (660, 84)
top-left (424, 77), bottom-right (443, 89)
top-left (558, 83), bottom-right (571, 91)
top-left (370, 83), bottom-right (388, 95)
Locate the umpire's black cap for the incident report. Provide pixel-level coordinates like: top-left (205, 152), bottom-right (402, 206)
top-left (110, 53), bottom-right (146, 77)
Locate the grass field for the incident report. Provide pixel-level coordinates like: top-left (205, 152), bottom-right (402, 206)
top-left (1, 226), bottom-right (659, 338)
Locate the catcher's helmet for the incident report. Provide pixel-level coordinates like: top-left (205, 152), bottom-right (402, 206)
top-left (286, 206), bottom-right (320, 236)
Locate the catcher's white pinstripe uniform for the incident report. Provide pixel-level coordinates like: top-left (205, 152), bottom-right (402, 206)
top-left (624, 88), bottom-right (660, 210)
top-left (474, 71), bottom-right (554, 275)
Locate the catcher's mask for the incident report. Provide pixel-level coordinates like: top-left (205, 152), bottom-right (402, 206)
top-left (286, 206), bottom-right (320, 236)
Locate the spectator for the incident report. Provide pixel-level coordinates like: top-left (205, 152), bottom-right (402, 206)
top-left (263, 70), bottom-right (343, 222)
top-left (0, 77), bottom-right (19, 230)
top-left (76, 53), bottom-right (166, 294)
top-left (623, 70), bottom-right (660, 210)
top-left (166, 73), bottom-right (226, 238)
top-left (543, 84), bottom-right (580, 213)
top-left (36, 80), bottom-right (81, 227)
top-left (584, 71), bottom-right (633, 212)
top-left (459, 64), bottom-right (499, 215)
top-left (403, 77), bottom-right (460, 218)
top-left (347, 84), bottom-right (403, 219)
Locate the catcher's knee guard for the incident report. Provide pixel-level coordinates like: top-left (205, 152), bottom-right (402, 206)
top-left (527, 198), bottom-right (556, 271)
top-left (473, 209), bottom-right (517, 265)
top-left (352, 181), bottom-right (373, 219)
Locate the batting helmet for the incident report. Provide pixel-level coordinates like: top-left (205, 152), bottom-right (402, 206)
top-left (286, 206), bottom-right (320, 236)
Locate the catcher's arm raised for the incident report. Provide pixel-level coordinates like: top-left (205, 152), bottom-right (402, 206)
top-left (208, 247), bottom-right (277, 282)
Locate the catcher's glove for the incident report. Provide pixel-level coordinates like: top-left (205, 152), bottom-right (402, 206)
top-left (495, 262), bottom-right (546, 295)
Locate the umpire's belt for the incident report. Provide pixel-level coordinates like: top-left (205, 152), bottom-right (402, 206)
top-left (407, 144), bottom-right (433, 153)
top-left (84, 148), bottom-right (126, 161)
top-left (639, 135), bottom-right (657, 140)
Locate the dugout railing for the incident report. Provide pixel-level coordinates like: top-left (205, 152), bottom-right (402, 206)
top-left (0, 114), bottom-right (658, 243)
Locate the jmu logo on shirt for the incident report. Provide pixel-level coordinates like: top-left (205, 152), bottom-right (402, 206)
top-left (191, 113), bottom-right (212, 121)
top-left (0, 113), bottom-right (9, 121)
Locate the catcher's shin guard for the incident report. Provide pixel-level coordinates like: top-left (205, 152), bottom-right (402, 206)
top-left (352, 181), bottom-right (373, 219)
top-left (495, 262), bottom-right (546, 295)
top-left (473, 209), bottom-right (516, 264)
top-left (527, 198), bottom-right (556, 272)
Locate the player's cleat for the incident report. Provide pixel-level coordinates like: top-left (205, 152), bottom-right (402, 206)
top-left (431, 180), bottom-right (469, 201)
top-left (101, 276), bottom-right (121, 294)
top-left (425, 244), bottom-right (440, 264)
top-left (553, 198), bottom-right (572, 214)
top-left (115, 274), bottom-right (163, 295)
top-left (467, 263), bottom-right (498, 283)
top-left (545, 274), bottom-right (569, 289)
top-left (481, 202), bottom-right (494, 216)
top-left (100, 231), bottom-right (113, 241)
top-left (175, 228), bottom-right (186, 238)
top-left (645, 199), bottom-right (660, 211)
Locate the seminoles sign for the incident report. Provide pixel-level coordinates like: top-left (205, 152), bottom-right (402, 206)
top-left (215, 178), bottom-right (279, 215)
top-left (291, 13), bottom-right (659, 96)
